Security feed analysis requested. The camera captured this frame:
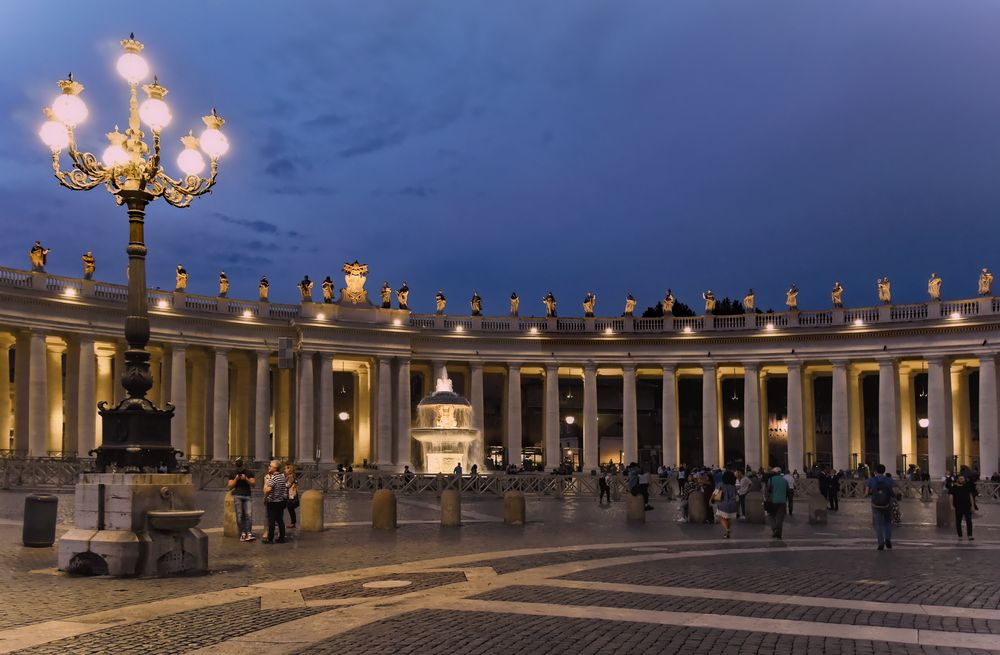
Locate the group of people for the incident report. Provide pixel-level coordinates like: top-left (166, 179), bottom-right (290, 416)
top-left (227, 459), bottom-right (300, 544)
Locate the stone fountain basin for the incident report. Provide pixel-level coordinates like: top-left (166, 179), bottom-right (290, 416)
top-left (146, 509), bottom-right (204, 531)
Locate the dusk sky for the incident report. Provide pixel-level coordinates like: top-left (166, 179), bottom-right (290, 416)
top-left (3, 1), bottom-right (1000, 314)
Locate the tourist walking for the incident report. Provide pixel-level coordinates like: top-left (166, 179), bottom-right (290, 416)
top-left (948, 473), bottom-right (979, 541)
top-left (713, 470), bottom-right (739, 538)
top-left (866, 464), bottom-right (897, 550)
top-left (783, 469), bottom-right (796, 516)
top-left (227, 458), bottom-right (256, 542)
top-left (736, 470), bottom-right (750, 518)
top-left (598, 469), bottom-right (612, 504)
top-left (765, 467), bottom-right (789, 539)
top-left (262, 460), bottom-right (288, 544)
top-left (638, 468), bottom-right (652, 510)
top-left (284, 464), bottom-right (299, 529)
top-left (827, 469), bottom-right (841, 511)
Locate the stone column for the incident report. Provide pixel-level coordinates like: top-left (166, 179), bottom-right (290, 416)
top-left (469, 360), bottom-right (484, 467)
top-left (395, 358), bottom-right (411, 468)
top-left (297, 351), bottom-right (315, 463)
top-left (506, 364), bottom-right (522, 467)
top-left (354, 365), bottom-right (372, 465)
top-left (275, 367), bottom-right (293, 460)
top-left (169, 346), bottom-right (187, 455)
top-left (376, 357), bottom-right (393, 467)
top-left (319, 353), bottom-right (335, 464)
top-left (63, 339), bottom-right (79, 458)
top-left (212, 348), bottom-right (230, 461)
top-left (46, 340), bottom-right (65, 455)
top-left (95, 346), bottom-right (115, 448)
top-left (661, 365), bottom-right (678, 467)
top-left (786, 361), bottom-right (804, 473)
top-left (849, 369), bottom-right (864, 467)
top-left (28, 331), bottom-right (47, 457)
top-left (0, 336), bottom-right (13, 452)
top-left (951, 365), bottom-right (971, 468)
top-left (583, 364), bottom-right (599, 470)
top-left (254, 350), bottom-right (271, 462)
top-left (743, 364), bottom-right (762, 471)
top-left (76, 337), bottom-right (96, 457)
top-left (831, 360), bottom-right (850, 471)
top-left (978, 355), bottom-right (999, 478)
top-left (544, 363), bottom-right (560, 470)
top-left (622, 364), bottom-right (638, 464)
top-left (14, 333), bottom-right (29, 453)
top-left (877, 358), bottom-right (900, 473)
top-left (701, 363), bottom-right (719, 467)
top-left (899, 368), bottom-right (917, 468)
top-left (187, 354), bottom-right (207, 459)
top-left (927, 356), bottom-right (954, 478)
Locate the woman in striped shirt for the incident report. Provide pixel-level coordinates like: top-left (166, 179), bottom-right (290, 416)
top-left (262, 460), bottom-right (288, 544)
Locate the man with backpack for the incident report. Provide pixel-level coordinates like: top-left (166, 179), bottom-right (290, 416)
top-left (866, 464), bottom-right (897, 551)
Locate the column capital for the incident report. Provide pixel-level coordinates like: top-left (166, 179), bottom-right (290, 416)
top-left (785, 359), bottom-right (803, 370)
top-left (583, 362), bottom-right (598, 374)
top-left (46, 340), bottom-right (68, 355)
top-left (701, 362), bottom-right (717, 372)
top-left (660, 362), bottom-right (677, 373)
top-left (214, 347), bottom-right (230, 357)
top-left (742, 362), bottom-right (761, 372)
top-left (255, 349), bottom-right (271, 358)
top-left (875, 355), bottom-right (899, 367)
top-left (169, 342), bottom-right (187, 353)
top-left (830, 359), bottom-right (850, 369)
top-left (622, 363), bottom-right (636, 374)
top-left (925, 355), bottom-right (950, 366)
top-left (77, 334), bottom-right (96, 346)
top-left (469, 359), bottom-right (484, 371)
top-left (508, 362), bottom-right (521, 372)
top-left (319, 351), bottom-right (334, 362)
top-left (544, 362), bottom-right (559, 373)
top-left (978, 352), bottom-right (998, 364)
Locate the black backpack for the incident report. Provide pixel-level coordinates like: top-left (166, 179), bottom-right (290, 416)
top-left (871, 478), bottom-right (892, 509)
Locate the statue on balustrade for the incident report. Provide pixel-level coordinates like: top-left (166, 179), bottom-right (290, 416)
top-left (663, 289), bottom-right (675, 314)
top-left (299, 275), bottom-right (314, 302)
top-left (831, 281), bottom-right (844, 307)
top-left (259, 276), bottom-right (269, 302)
top-left (624, 292), bottom-right (636, 317)
top-left (470, 291), bottom-right (482, 316)
top-left (510, 291), bottom-right (520, 316)
top-left (743, 288), bottom-right (755, 311)
top-left (322, 276), bottom-right (335, 303)
top-left (175, 265), bottom-right (188, 292)
top-left (703, 290), bottom-right (716, 314)
top-left (979, 268), bottom-right (994, 296)
top-left (927, 273), bottom-right (942, 300)
top-left (786, 284), bottom-right (799, 310)
top-left (397, 282), bottom-right (410, 310)
top-left (543, 291), bottom-right (557, 317)
top-left (218, 272), bottom-right (229, 298)
top-left (435, 290), bottom-right (447, 315)
top-left (582, 292), bottom-right (596, 317)
top-left (82, 251), bottom-right (95, 280)
top-left (877, 277), bottom-right (891, 304)
top-left (380, 281), bottom-right (392, 308)
top-left (339, 260), bottom-right (370, 304)
top-left (29, 241), bottom-right (50, 272)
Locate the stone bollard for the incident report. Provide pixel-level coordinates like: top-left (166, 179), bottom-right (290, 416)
top-left (372, 490), bottom-right (397, 530)
top-left (504, 491), bottom-right (526, 525)
top-left (300, 490), bottom-right (324, 532)
top-left (807, 495), bottom-right (828, 525)
top-left (687, 490), bottom-right (709, 524)
top-left (744, 490), bottom-right (766, 524)
top-left (223, 492), bottom-right (239, 538)
top-left (441, 489), bottom-right (462, 527)
top-left (626, 492), bottom-right (646, 523)
top-left (935, 493), bottom-right (952, 528)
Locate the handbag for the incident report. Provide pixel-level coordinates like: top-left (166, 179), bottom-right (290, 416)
top-left (710, 488), bottom-right (723, 503)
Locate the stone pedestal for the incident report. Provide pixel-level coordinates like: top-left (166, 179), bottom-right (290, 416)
top-left (744, 491), bottom-right (766, 524)
top-left (58, 473), bottom-right (207, 577)
top-left (807, 495), bottom-right (828, 525)
top-left (687, 490), bottom-right (709, 524)
top-left (626, 493), bottom-right (646, 523)
top-left (503, 491), bottom-right (525, 525)
top-left (372, 490), bottom-right (397, 530)
top-left (300, 490), bottom-right (324, 532)
top-left (440, 489), bottom-right (461, 526)
top-left (223, 492), bottom-right (239, 538)
top-left (936, 493), bottom-right (952, 528)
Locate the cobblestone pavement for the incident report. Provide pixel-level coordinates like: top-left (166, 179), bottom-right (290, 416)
top-left (1, 492), bottom-right (999, 654)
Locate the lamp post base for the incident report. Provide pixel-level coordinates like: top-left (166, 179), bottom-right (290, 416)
top-left (95, 400), bottom-right (179, 472)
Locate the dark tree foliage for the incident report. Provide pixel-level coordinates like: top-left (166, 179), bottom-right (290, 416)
top-left (641, 300), bottom-right (696, 318)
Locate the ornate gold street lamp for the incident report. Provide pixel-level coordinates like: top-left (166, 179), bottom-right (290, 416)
top-left (38, 34), bottom-right (228, 472)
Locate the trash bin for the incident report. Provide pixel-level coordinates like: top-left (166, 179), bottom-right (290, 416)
top-left (23, 494), bottom-right (59, 547)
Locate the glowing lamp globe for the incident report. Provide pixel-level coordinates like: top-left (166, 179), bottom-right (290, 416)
top-left (200, 127), bottom-right (228, 158)
top-left (116, 52), bottom-right (149, 84)
top-left (52, 93), bottom-right (88, 127)
top-left (139, 97), bottom-right (171, 131)
top-left (565, 416), bottom-right (575, 425)
top-left (177, 148), bottom-right (205, 176)
top-left (39, 120), bottom-right (70, 150)
top-left (729, 417), bottom-right (741, 429)
top-left (338, 411), bottom-right (350, 421)
top-left (918, 418), bottom-right (929, 429)
top-left (102, 144), bottom-right (129, 167)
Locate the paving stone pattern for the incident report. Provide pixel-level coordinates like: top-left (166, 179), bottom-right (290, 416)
top-left (11, 599), bottom-right (321, 655)
top-left (563, 549), bottom-right (1000, 609)
top-left (301, 571), bottom-right (468, 600)
top-left (472, 585), bottom-right (1000, 634)
top-left (290, 609), bottom-right (1000, 655)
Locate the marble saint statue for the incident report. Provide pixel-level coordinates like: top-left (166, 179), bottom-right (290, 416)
top-left (703, 290), bottom-right (716, 314)
top-left (979, 268), bottom-right (993, 296)
top-left (510, 292), bottom-right (520, 317)
top-left (380, 281), bottom-right (392, 309)
top-left (322, 276), bottom-right (334, 303)
top-left (218, 272), bottom-right (229, 298)
top-left (543, 292), bottom-right (557, 317)
top-left (624, 292), bottom-right (636, 317)
top-left (786, 284), bottom-right (799, 310)
top-left (175, 265), bottom-right (188, 292)
top-left (470, 291), bottom-right (482, 316)
top-left (877, 277), bottom-right (891, 305)
top-left (299, 275), bottom-right (314, 302)
top-left (435, 290), bottom-right (447, 315)
top-left (663, 289), bottom-right (675, 314)
top-left (583, 292), bottom-right (596, 317)
top-left (927, 273), bottom-right (942, 301)
top-left (29, 241), bottom-right (50, 272)
top-left (397, 282), bottom-right (410, 310)
top-left (340, 261), bottom-right (370, 304)
top-left (743, 288), bottom-right (755, 312)
top-left (259, 276), bottom-right (269, 302)
top-left (82, 251), bottom-right (95, 280)
top-left (831, 281), bottom-right (844, 308)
